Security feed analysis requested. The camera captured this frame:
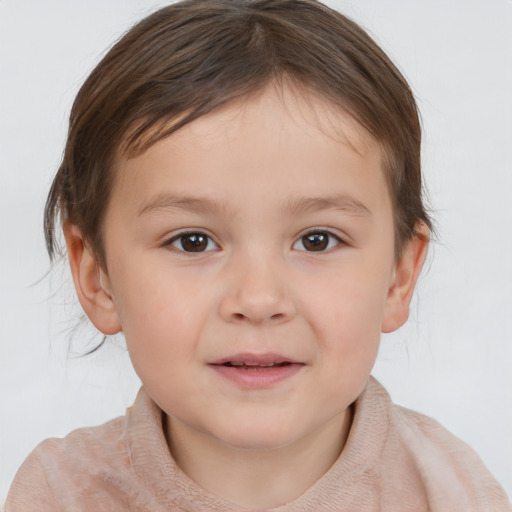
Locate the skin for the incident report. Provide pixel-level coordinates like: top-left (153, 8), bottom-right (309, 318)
top-left (65, 84), bottom-right (428, 508)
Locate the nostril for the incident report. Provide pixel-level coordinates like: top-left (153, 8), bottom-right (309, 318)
top-left (231, 312), bottom-right (285, 322)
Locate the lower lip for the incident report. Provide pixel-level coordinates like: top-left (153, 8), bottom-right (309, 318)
top-left (209, 364), bottom-right (303, 389)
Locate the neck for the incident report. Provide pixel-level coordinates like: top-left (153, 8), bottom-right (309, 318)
top-left (165, 407), bottom-right (353, 509)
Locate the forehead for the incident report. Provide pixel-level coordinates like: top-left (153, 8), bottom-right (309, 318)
top-left (111, 84), bottom-right (390, 218)
top-left (121, 82), bottom-right (379, 163)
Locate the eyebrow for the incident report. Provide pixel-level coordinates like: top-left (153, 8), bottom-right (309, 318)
top-left (138, 195), bottom-right (231, 217)
top-left (138, 193), bottom-right (371, 218)
top-left (282, 194), bottom-right (372, 217)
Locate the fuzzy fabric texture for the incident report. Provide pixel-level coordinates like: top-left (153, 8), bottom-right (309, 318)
top-left (6, 377), bottom-right (511, 511)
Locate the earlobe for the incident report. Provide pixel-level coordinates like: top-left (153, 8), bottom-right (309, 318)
top-left (382, 224), bottom-right (429, 333)
top-left (64, 223), bottom-right (122, 335)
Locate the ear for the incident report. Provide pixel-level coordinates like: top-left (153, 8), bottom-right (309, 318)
top-left (63, 223), bottom-right (122, 335)
top-left (382, 223), bottom-right (429, 333)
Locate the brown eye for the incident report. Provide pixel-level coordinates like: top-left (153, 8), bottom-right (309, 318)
top-left (303, 232), bottom-right (328, 251)
top-left (170, 232), bottom-right (217, 252)
top-left (294, 231), bottom-right (342, 252)
top-left (181, 234), bottom-right (207, 252)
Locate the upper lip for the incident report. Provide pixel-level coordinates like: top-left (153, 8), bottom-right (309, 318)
top-left (209, 352), bottom-right (303, 366)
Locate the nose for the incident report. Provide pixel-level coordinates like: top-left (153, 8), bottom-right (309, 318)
top-left (218, 253), bottom-right (296, 326)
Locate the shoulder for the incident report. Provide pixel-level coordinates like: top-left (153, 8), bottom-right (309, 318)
top-left (366, 378), bottom-right (512, 511)
top-left (6, 415), bottom-right (129, 511)
top-left (5, 388), bottom-right (171, 512)
top-left (388, 400), bottom-right (493, 481)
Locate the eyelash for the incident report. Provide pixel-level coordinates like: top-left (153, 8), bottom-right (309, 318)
top-left (163, 231), bottom-right (219, 253)
top-left (292, 230), bottom-right (344, 252)
top-left (162, 229), bottom-right (345, 254)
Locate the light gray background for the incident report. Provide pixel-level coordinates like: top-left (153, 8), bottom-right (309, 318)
top-left (1, 0), bottom-right (511, 505)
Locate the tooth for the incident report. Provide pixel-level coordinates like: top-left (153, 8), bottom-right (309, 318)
top-left (225, 361), bottom-right (284, 368)
top-left (243, 362), bottom-right (277, 367)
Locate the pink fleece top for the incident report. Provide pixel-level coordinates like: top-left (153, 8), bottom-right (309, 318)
top-left (6, 377), bottom-right (511, 511)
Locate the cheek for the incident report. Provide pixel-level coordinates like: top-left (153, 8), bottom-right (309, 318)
top-left (300, 266), bottom-right (389, 387)
top-left (109, 260), bottom-right (212, 361)
top-left (303, 266), bottom-right (390, 340)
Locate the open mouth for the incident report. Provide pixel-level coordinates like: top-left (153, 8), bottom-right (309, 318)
top-left (209, 355), bottom-right (303, 387)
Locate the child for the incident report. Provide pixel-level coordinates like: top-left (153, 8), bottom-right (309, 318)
top-left (6, 0), bottom-right (511, 510)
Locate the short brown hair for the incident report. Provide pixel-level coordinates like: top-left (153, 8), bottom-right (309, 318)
top-left (45, 0), bottom-right (432, 266)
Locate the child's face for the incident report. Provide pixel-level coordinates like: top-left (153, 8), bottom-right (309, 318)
top-left (84, 85), bottom-right (419, 451)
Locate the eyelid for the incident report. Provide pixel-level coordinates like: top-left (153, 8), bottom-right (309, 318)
top-left (292, 228), bottom-right (347, 252)
top-left (160, 227), bottom-right (347, 253)
top-left (161, 230), bottom-right (220, 253)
